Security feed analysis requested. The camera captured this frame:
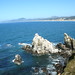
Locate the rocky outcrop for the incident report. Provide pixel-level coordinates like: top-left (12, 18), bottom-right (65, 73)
top-left (20, 33), bottom-right (75, 75)
top-left (32, 33), bottom-right (59, 54)
top-left (64, 33), bottom-right (75, 50)
top-left (56, 33), bottom-right (75, 51)
top-left (56, 43), bottom-right (69, 50)
top-left (22, 33), bottom-right (75, 56)
top-left (12, 54), bottom-right (24, 65)
top-left (22, 33), bottom-right (60, 55)
top-left (62, 51), bottom-right (75, 75)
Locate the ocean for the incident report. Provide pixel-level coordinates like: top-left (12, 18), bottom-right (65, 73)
top-left (0, 21), bottom-right (75, 75)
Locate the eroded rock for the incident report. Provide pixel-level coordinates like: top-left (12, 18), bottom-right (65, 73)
top-left (56, 43), bottom-right (69, 50)
top-left (12, 54), bottom-right (24, 65)
top-left (64, 33), bottom-right (75, 50)
top-left (22, 33), bottom-right (60, 55)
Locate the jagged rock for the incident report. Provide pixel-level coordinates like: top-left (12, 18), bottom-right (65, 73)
top-left (21, 33), bottom-right (75, 56)
top-left (12, 54), bottom-right (24, 65)
top-left (32, 33), bottom-right (59, 54)
top-left (73, 39), bottom-right (75, 50)
top-left (56, 43), bottom-right (69, 50)
top-left (64, 33), bottom-right (75, 50)
top-left (22, 33), bottom-right (60, 55)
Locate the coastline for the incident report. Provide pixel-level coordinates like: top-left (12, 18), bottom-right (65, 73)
top-left (31, 19), bottom-right (75, 22)
top-left (1, 19), bottom-right (75, 23)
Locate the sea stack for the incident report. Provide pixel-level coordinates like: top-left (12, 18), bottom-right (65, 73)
top-left (64, 33), bottom-right (75, 50)
top-left (12, 54), bottom-right (24, 65)
top-left (22, 33), bottom-right (60, 55)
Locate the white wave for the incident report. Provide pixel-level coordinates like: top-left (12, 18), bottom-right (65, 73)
top-left (18, 43), bottom-right (32, 46)
top-left (0, 44), bottom-right (13, 49)
top-left (53, 42), bottom-right (58, 46)
top-left (6, 44), bottom-right (12, 47)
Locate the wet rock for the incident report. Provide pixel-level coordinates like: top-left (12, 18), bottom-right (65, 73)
top-left (12, 54), bottom-right (24, 65)
top-left (54, 63), bottom-right (63, 74)
top-left (41, 67), bottom-right (47, 73)
top-left (22, 45), bottom-right (32, 52)
top-left (56, 43), bottom-right (69, 50)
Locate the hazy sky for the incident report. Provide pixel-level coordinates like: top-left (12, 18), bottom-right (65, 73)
top-left (0, 0), bottom-right (75, 21)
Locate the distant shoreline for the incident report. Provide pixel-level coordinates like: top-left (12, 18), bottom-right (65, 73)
top-left (31, 19), bottom-right (75, 21)
top-left (1, 19), bottom-right (75, 23)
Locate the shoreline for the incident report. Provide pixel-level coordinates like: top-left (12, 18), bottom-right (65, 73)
top-left (1, 19), bottom-right (75, 23)
top-left (31, 19), bottom-right (75, 21)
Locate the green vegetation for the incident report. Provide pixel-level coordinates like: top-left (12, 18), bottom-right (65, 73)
top-left (62, 51), bottom-right (75, 75)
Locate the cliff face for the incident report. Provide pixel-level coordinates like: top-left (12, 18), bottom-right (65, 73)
top-left (61, 34), bottom-right (75, 75)
top-left (62, 51), bottom-right (75, 75)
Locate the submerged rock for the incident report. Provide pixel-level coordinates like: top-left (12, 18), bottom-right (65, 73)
top-left (12, 54), bottom-right (24, 65)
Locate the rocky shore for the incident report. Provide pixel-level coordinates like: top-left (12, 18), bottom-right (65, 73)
top-left (21, 33), bottom-right (75, 75)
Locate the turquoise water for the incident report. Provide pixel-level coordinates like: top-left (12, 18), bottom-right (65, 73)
top-left (0, 21), bottom-right (75, 75)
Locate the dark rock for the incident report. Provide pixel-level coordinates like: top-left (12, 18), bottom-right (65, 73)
top-left (56, 43), bottom-right (69, 50)
top-left (41, 67), bottom-right (47, 73)
top-left (22, 45), bottom-right (33, 53)
top-left (73, 39), bottom-right (75, 50)
top-left (54, 63), bottom-right (64, 74)
top-left (34, 67), bottom-right (39, 73)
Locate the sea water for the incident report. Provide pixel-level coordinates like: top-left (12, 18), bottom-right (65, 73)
top-left (0, 21), bottom-right (75, 75)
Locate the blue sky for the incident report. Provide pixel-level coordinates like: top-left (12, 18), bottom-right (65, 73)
top-left (0, 0), bottom-right (75, 21)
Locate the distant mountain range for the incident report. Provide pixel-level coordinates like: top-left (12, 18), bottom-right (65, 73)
top-left (2, 16), bottom-right (75, 23)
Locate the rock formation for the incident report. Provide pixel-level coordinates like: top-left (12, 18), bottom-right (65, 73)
top-left (32, 33), bottom-right (59, 54)
top-left (12, 54), bottom-right (24, 65)
top-left (62, 51), bottom-right (75, 75)
top-left (64, 33), bottom-right (75, 50)
top-left (20, 33), bottom-right (75, 75)
top-left (22, 33), bottom-right (60, 55)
